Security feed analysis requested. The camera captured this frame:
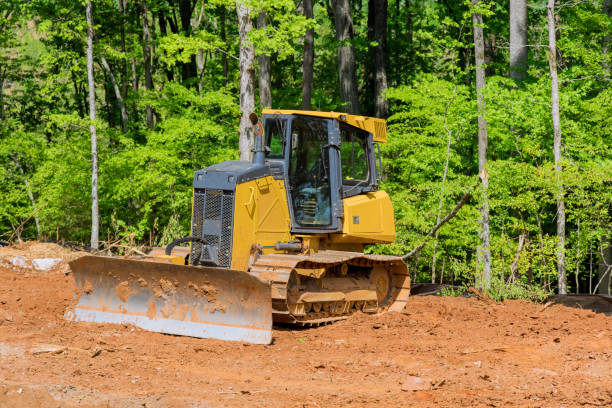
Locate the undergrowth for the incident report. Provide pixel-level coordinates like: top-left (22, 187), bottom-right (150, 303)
top-left (439, 278), bottom-right (550, 302)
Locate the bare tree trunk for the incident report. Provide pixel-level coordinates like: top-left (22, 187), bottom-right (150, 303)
top-left (575, 218), bottom-right (580, 293)
top-left (547, 0), bottom-right (566, 295)
top-left (403, 184), bottom-right (475, 260)
top-left (178, 0), bottom-right (197, 83)
top-left (301, 0), bottom-right (314, 110)
top-left (13, 158), bottom-right (41, 238)
top-left (257, 12), bottom-right (272, 108)
top-left (509, 0), bottom-right (528, 79)
top-left (196, 48), bottom-right (205, 93)
top-left (596, 233), bottom-right (611, 295)
top-left (431, 93), bottom-right (455, 283)
top-left (333, 0), bottom-right (360, 114)
top-left (142, 1), bottom-right (154, 129)
top-left (131, 56), bottom-right (138, 92)
top-left (509, 232), bottom-right (526, 282)
top-left (0, 67), bottom-right (4, 121)
top-left (372, 0), bottom-right (389, 117)
top-left (589, 229), bottom-right (593, 293)
top-left (472, 0), bottom-right (491, 288)
top-left (595, 240), bottom-right (611, 295)
top-left (237, 0), bottom-right (255, 161)
top-left (86, 1), bottom-right (99, 250)
top-left (603, 0), bottom-right (612, 77)
top-left (100, 55), bottom-right (128, 131)
top-left (193, 1), bottom-right (206, 93)
top-left (119, 0), bottom-right (128, 99)
top-left (220, 6), bottom-right (229, 84)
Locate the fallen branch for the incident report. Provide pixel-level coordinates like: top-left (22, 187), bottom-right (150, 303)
top-left (8, 204), bottom-right (48, 243)
top-left (508, 232), bottom-right (526, 283)
top-left (592, 264), bottom-right (611, 294)
top-left (403, 183), bottom-right (476, 260)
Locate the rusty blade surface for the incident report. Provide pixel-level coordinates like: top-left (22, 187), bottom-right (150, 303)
top-left (66, 256), bottom-right (272, 344)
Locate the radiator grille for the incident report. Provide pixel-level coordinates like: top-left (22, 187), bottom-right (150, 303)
top-left (191, 188), bottom-right (235, 267)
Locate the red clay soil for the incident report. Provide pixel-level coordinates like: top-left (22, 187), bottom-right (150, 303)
top-left (0, 244), bottom-right (611, 407)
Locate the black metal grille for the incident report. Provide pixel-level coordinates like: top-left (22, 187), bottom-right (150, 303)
top-left (191, 188), bottom-right (235, 267)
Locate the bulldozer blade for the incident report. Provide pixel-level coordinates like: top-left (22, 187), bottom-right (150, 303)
top-left (66, 256), bottom-right (272, 345)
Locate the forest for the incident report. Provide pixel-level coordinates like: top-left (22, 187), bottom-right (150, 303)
top-left (0, 0), bottom-right (610, 297)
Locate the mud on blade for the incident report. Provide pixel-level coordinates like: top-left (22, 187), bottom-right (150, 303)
top-left (66, 256), bottom-right (272, 344)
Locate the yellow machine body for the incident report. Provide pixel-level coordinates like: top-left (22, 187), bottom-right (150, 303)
top-left (262, 109), bottom-right (388, 143)
top-left (229, 178), bottom-right (396, 272)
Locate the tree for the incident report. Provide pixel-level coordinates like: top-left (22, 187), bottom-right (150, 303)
top-left (472, 0), bottom-right (491, 288)
top-left (237, 0), bottom-right (255, 161)
top-left (100, 55), bottom-right (128, 131)
top-left (509, 0), bottom-right (528, 79)
top-left (301, 0), bottom-right (314, 110)
top-left (370, 0), bottom-right (389, 117)
top-left (142, 1), bottom-right (154, 129)
top-left (333, 0), bottom-right (360, 114)
top-left (86, 0), bottom-right (99, 249)
top-left (257, 12), bottom-right (271, 108)
top-left (547, 0), bottom-right (566, 294)
top-left (604, 0), bottom-right (612, 77)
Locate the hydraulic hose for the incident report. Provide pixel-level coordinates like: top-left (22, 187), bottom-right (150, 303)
top-left (165, 236), bottom-right (207, 256)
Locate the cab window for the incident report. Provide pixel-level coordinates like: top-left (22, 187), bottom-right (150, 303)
top-left (340, 124), bottom-right (369, 183)
top-left (264, 118), bottom-right (286, 158)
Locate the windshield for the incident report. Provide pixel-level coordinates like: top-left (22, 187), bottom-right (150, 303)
top-left (288, 116), bottom-right (331, 227)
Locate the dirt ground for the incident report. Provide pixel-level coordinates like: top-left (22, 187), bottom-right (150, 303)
top-left (0, 243), bottom-right (611, 407)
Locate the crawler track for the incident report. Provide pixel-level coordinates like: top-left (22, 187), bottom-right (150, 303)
top-left (249, 250), bottom-right (410, 325)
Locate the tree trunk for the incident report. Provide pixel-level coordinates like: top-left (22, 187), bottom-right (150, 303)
top-left (193, 1), bottom-right (206, 93)
top-left (403, 183), bottom-right (476, 260)
top-left (100, 56), bottom-right (128, 131)
top-left (86, 1), bottom-right (99, 250)
top-left (431, 92), bottom-right (455, 283)
top-left (257, 12), bottom-right (272, 108)
top-left (509, 0), bottom-right (528, 79)
top-left (179, 0), bottom-right (197, 83)
top-left (472, 0), bottom-right (491, 288)
top-left (119, 0), bottom-right (128, 99)
top-left (141, 1), bottom-right (154, 129)
top-left (575, 218), bottom-right (580, 293)
top-left (547, 0), bottom-right (566, 295)
top-left (236, 1), bottom-right (255, 161)
top-left (372, 0), bottom-right (389, 117)
top-left (0, 67), bottom-right (5, 121)
top-left (597, 238), bottom-right (611, 295)
top-left (13, 158), bottom-right (41, 238)
top-left (603, 0), bottom-right (612, 78)
top-left (220, 6), bottom-right (229, 84)
top-left (301, 0), bottom-right (314, 110)
top-left (131, 56), bottom-right (139, 92)
top-left (333, 0), bottom-right (360, 114)
top-left (509, 232), bottom-right (526, 282)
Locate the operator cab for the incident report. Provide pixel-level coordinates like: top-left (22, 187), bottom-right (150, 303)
top-left (261, 110), bottom-right (384, 234)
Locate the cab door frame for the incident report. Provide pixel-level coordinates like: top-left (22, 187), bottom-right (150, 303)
top-left (263, 113), bottom-right (343, 235)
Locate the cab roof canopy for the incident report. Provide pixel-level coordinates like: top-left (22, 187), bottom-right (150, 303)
top-left (261, 109), bottom-right (388, 143)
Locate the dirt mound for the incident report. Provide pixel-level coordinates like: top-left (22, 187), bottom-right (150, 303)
top-left (0, 255), bottom-right (611, 407)
top-left (0, 242), bottom-right (88, 274)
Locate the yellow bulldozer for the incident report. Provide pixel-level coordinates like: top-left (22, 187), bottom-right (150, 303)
top-left (66, 110), bottom-right (410, 344)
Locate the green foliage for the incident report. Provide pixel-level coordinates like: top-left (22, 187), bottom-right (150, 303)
top-left (440, 285), bottom-right (468, 297)
top-left (0, 0), bottom-right (610, 299)
top-left (486, 277), bottom-right (550, 302)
